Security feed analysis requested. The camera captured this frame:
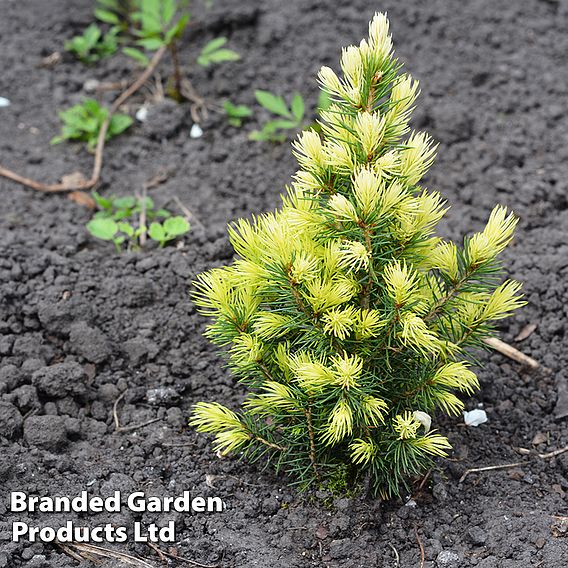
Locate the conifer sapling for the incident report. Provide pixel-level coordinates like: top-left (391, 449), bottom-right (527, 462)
top-left (190, 13), bottom-right (524, 497)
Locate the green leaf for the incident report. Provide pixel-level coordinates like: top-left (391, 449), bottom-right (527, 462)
top-left (87, 217), bottom-right (118, 241)
top-left (123, 47), bottom-right (150, 66)
top-left (263, 119), bottom-right (299, 130)
top-left (290, 93), bottom-right (305, 122)
top-left (84, 24), bottom-right (102, 47)
top-left (164, 216), bottom-right (190, 237)
top-left (136, 37), bottom-right (165, 51)
top-left (224, 101), bottom-right (253, 122)
top-left (113, 196), bottom-right (136, 210)
top-left (148, 222), bottom-right (166, 243)
top-left (162, 0), bottom-right (177, 24)
top-left (165, 14), bottom-right (189, 43)
top-left (108, 113), bottom-right (133, 136)
top-left (93, 191), bottom-right (113, 212)
top-left (254, 90), bottom-right (291, 118)
top-left (94, 8), bottom-right (120, 24)
top-left (117, 222), bottom-right (135, 238)
top-left (201, 37), bottom-right (227, 55)
top-left (204, 48), bottom-right (240, 65)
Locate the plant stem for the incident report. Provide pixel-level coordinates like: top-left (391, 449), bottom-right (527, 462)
top-left (254, 436), bottom-right (286, 452)
top-left (169, 41), bottom-right (183, 102)
top-left (304, 403), bottom-right (321, 482)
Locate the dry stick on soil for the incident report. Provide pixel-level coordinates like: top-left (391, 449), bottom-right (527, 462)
top-left (459, 461), bottom-right (526, 483)
top-left (113, 391), bottom-right (161, 433)
top-left (58, 542), bottom-right (155, 568)
top-left (460, 445), bottom-right (568, 484)
top-left (482, 337), bottom-right (544, 371)
top-left (147, 542), bottom-right (219, 568)
top-left (138, 183), bottom-right (148, 247)
top-left (388, 543), bottom-right (400, 568)
top-left (414, 526), bottom-right (425, 568)
top-left (0, 46), bottom-right (167, 193)
top-left (173, 195), bottom-right (205, 231)
top-left (538, 445), bottom-right (568, 459)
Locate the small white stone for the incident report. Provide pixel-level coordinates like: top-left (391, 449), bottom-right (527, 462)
top-left (83, 79), bottom-right (100, 93)
top-left (190, 123), bottom-right (203, 138)
top-left (135, 106), bottom-right (148, 122)
top-left (0, 96), bottom-right (11, 108)
top-left (464, 408), bottom-right (488, 427)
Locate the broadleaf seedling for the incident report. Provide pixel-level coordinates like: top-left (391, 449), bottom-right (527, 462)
top-left (125, 0), bottom-right (190, 100)
top-left (65, 24), bottom-right (119, 64)
top-left (223, 101), bottom-right (253, 127)
top-left (87, 193), bottom-right (190, 251)
top-left (51, 99), bottom-right (133, 150)
top-left (249, 90), bottom-right (306, 142)
top-left (148, 216), bottom-right (191, 247)
top-left (197, 37), bottom-right (240, 67)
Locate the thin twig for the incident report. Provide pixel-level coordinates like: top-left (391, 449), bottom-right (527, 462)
top-left (113, 390), bottom-right (161, 433)
top-left (113, 391), bottom-right (127, 431)
top-left (0, 46), bottom-right (167, 193)
top-left (538, 445), bottom-right (568, 459)
top-left (414, 526), bottom-right (425, 568)
top-left (58, 542), bottom-right (155, 567)
top-left (482, 337), bottom-right (543, 370)
top-left (139, 183), bottom-right (148, 247)
top-left (459, 461), bottom-right (526, 483)
top-left (388, 543), bottom-right (400, 568)
top-left (147, 542), bottom-right (219, 568)
top-left (173, 195), bottom-right (205, 231)
top-left (118, 417), bottom-right (161, 433)
top-left (147, 542), bottom-right (167, 563)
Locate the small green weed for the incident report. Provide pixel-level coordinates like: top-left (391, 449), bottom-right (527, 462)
top-left (197, 37), bottom-right (240, 67)
top-left (51, 99), bottom-right (133, 150)
top-left (86, 192), bottom-right (190, 251)
top-left (65, 24), bottom-right (119, 64)
top-left (223, 101), bottom-right (253, 127)
top-left (249, 90), bottom-right (305, 142)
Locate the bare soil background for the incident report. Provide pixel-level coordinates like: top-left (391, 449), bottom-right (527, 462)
top-left (1, 0), bottom-right (567, 566)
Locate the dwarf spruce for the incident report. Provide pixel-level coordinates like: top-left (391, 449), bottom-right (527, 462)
top-left (190, 14), bottom-right (524, 497)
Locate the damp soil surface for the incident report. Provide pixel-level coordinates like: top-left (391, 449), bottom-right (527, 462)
top-left (1, 1), bottom-right (568, 567)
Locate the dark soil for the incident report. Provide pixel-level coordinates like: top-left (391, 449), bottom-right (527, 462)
top-left (1, 1), bottom-right (568, 567)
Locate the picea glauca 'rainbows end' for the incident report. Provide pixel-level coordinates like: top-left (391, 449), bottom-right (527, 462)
top-left (190, 13), bottom-right (524, 497)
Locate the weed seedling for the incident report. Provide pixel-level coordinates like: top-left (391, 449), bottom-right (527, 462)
top-left (223, 101), bottom-right (253, 127)
top-left (190, 14), bottom-right (525, 498)
top-left (148, 216), bottom-right (191, 247)
top-left (122, 0), bottom-right (189, 100)
top-left (65, 24), bottom-right (119, 64)
top-left (249, 90), bottom-right (305, 142)
top-left (94, 0), bottom-right (136, 30)
top-left (86, 193), bottom-right (190, 251)
top-left (51, 99), bottom-right (133, 150)
top-left (197, 38), bottom-right (240, 67)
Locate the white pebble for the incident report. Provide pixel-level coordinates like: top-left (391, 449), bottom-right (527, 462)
top-left (0, 96), bottom-right (11, 107)
top-left (190, 123), bottom-right (203, 138)
top-left (83, 79), bottom-right (99, 93)
top-left (464, 408), bottom-right (488, 427)
top-left (135, 106), bottom-right (148, 122)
